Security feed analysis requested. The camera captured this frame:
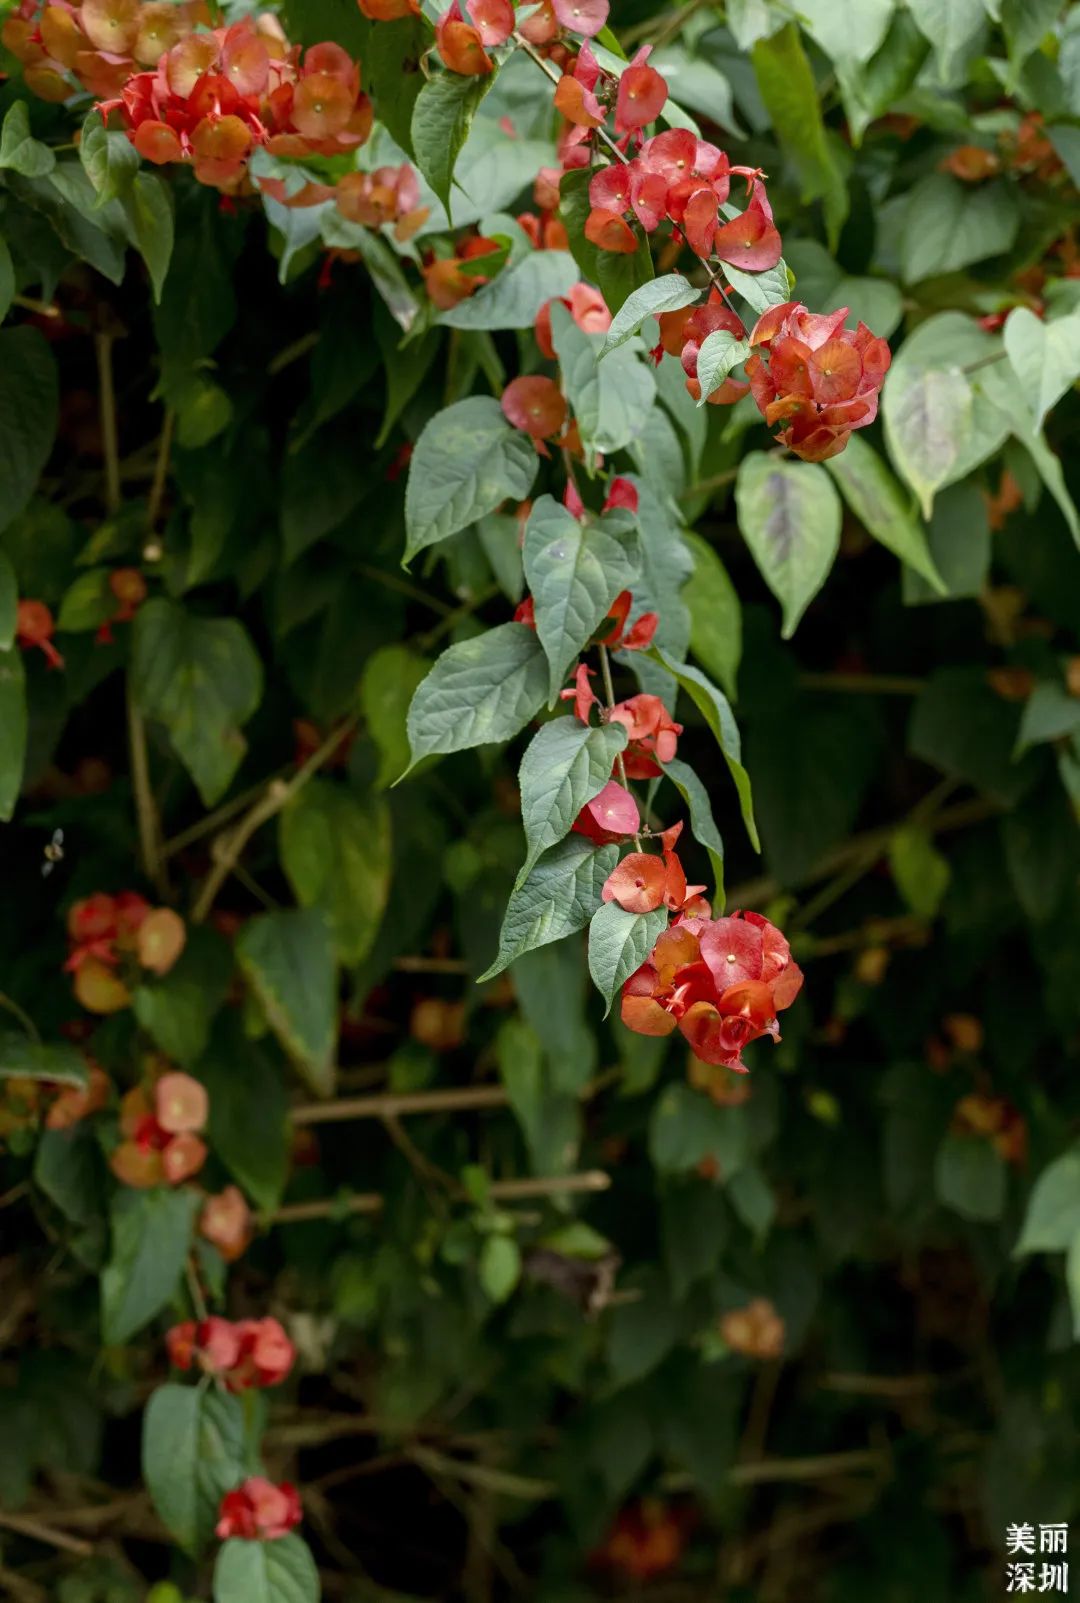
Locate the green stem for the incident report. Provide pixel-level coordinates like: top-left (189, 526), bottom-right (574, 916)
top-left (0, 994), bottom-right (40, 1045)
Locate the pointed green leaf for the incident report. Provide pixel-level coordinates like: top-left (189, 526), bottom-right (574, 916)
top-left (935, 1133), bottom-right (1006, 1223)
top-left (599, 274), bottom-right (701, 357)
top-left (0, 1033), bottom-right (87, 1086)
top-left (588, 902), bottom-right (668, 1016)
top-left (133, 599), bottom-right (263, 806)
top-left (126, 172), bottom-right (174, 303)
top-left (236, 910), bottom-right (337, 1098)
top-left (661, 756), bottom-right (725, 904)
top-left (410, 70), bottom-right (494, 219)
top-left (752, 23), bottom-right (848, 247)
top-left (735, 452), bottom-right (841, 636)
top-left (280, 780), bottom-right (392, 967)
top-left (143, 1385), bottom-right (246, 1557)
top-left (439, 250), bottom-right (578, 330)
top-left (518, 715), bottom-right (629, 883)
top-left (479, 836), bottom-right (618, 981)
top-left (0, 326), bottom-right (59, 534)
top-left (1016, 1150), bottom-right (1080, 1254)
top-left (0, 101), bottom-right (55, 178)
top-left (695, 330), bottom-right (750, 404)
top-left (101, 1187), bottom-right (199, 1346)
top-left (551, 302), bottom-right (657, 456)
top-left (648, 648), bottom-right (758, 851)
top-left (681, 530), bottom-right (741, 701)
top-left (0, 646), bottom-right (25, 822)
top-left (213, 1535), bottom-right (319, 1603)
top-left (1003, 306), bottom-right (1080, 431)
top-left (524, 496), bottom-right (641, 702)
top-left (405, 622), bottom-right (549, 766)
top-left (404, 397), bottom-right (537, 562)
top-left (825, 433), bottom-right (945, 590)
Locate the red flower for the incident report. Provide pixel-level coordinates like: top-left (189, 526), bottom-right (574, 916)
top-left (200, 1185), bottom-right (254, 1262)
top-left (608, 693), bottom-right (681, 777)
top-left (599, 590), bottom-right (657, 651)
top-left (16, 600), bottom-right (64, 669)
top-left (501, 376), bottom-right (568, 441)
top-left (560, 661), bottom-right (600, 722)
top-left (745, 300), bottom-right (892, 462)
top-left (603, 852), bottom-right (669, 913)
top-left (216, 1478), bottom-right (302, 1542)
top-left (552, 0), bottom-right (609, 37)
top-left (615, 47), bottom-right (667, 135)
top-left (435, 0), bottom-right (494, 74)
top-left (167, 1315), bottom-right (296, 1389)
top-left (620, 910), bottom-right (803, 1072)
top-left (657, 291), bottom-right (749, 406)
top-left (572, 779), bottom-right (640, 844)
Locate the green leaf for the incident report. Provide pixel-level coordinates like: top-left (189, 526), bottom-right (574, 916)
top-left (143, 1384), bottom-right (246, 1557)
top-left (607, 1268), bottom-right (679, 1386)
top-left (682, 530), bottom-right (741, 701)
top-left (624, 476), bottom-right (693, 669)
top-left (56, 568), bottom-right (113, 632)
top-left (649, 649), bottom-right (759, 851)
top-left (1015, 682), bottom-right (1080, 753)
top-left (839, 10), bottom-right (930, 143)
top-left (132, 927), bottom-right (232, 1068)
top-left (0, 646), bottom-right (25, 822)
top-left (661, 756), bottom-right (725, 903)
top-left (1016, 1150), bottom-right (1080, 1253)
top-left (404, 396), bottom-right (537, 562)
top-left (133, 599), bottom-right (263, 807)
top-left (883, 365), bottom-right (974, 519)
top-left (34, 1126), bottom-right (102, 1225)
top-left (649, 1081), bottom-right (752, 1176)
top-left (1067, 1232), bottom-right (1080, 1340)
top-left (405, 622), bottom-right (548, 766)
top-left (125, 172), bottom-right (175, 304)
top-left (213, 1535), bottom-right (320, 1603)
top-left (900, 175), bottom-right (1019, 284)
top-left (202, 1028), bottom-right (289, 1213)
top-left (410, 70), bottom-right (493, 219)
top-left (825, 434), bottom-right (945, 590)
top-left (588, 903), bottom-right (668, 1016)
top-left (695, 330), bottom-right (751, 404)
top-left (78, 110), bottom-right (139, 203)
top-left (722, 257), bottom-right (793, 317)
top-left (479, 1234), bottom-right (521, 1303)
top-left (599, 274), bottom-right (701, 357)
top-left (793, 0), bottom-right (895, 68)
top-left (0, 102), bottom-right (55, 178)
top-left (0, 1033), bottom-right (87, 1086)
top-left (517, 716), bottom-right (629, 884)
top-left (361, 645), bottom-right (431, 788)
top-left (236, 910), bottom-right (337, 1099)
top-left (365, 14), bottom-right (426, 153)
top-left (551, 303), bottom-right (657, 456)
top-left (479, 836), bottom-right (618, 981)
top-left (906, 0), bottom-right (986, 80)
top-left (0, 327), bottom-right (59, 535)
top-left (902, 481), bottom-right (991, 606)
top-left (735, 453), bottom-right (842, 637)
top-left (752, 23), bottom-right (847, 247)
top-left (524, 496), bottom-right (640, 702)
top-left (935, 1133), bottom-right (1006, 1223)
top-left (439, 250), bottom-right (578, 330)
top-left (889, 824), bottom-right (951, 917)
top-left (0, 551), bottom-right (14, 651)
top-left (101, 1188), bottom-right (199, 1346)
top-left (1003, 306), bottom-right (1080, 430)
top-left (280, 780), bottom-right (391, 967)
top-left (728, 1162), bottom-right (776, 1239)
top-left (319, 211), bottom-right (418, 331)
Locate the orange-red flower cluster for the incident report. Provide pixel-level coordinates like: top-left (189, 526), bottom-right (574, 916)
top-left (621, 909), bottom-right (803, 1072)
top-left (745, 300), bottom-right (892, 463)
top-left (952, 1092), bottom-right (1027, 1168)
top-left (428, 0), bottom-right (610, 74)
top-left (602, 821), bottom-right (705, 916)
top-left (65, 893), bottom-right (186, 1013)
top-left (2, 0), bottom-right (211, 102)
top-left (216, 1478), bottom-right (302, 1542)
top-left (608, 692), bottom-right (680, 777)
top-left (583, 123), bottom-right (779, 271)
top-left (424, 234), bottom-right (503, 310)
top-left (167, 1315), bottom-right (295, 1390)
top-left (111, 1070), bottom-right (208, 1187)
top-left (16, 599), bottom-right (64, 669)
top-left (593, 1499), bottom-right (689, 1582)
top-left (85, 16), bottom-right (373, 191)
top-left (96, 567), bottom-right (148, 644)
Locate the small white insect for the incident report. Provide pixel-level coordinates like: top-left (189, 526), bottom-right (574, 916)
top-left (41, 828), bottom-right (65, 877)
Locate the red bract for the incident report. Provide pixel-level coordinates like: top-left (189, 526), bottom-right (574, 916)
top-left (167, 1315), bottom-right (296, 1390)
top-left (423, 235), bottom-right (502, 309)
top-left (560, 661), bottom-right (600, 721)
top-left (599, 590), bottom-right (656, 651)
top-left (615, 47), bottom-right (667, 134)
top-left (435, 1), bottom-right (493, 75)
top-left (358, 0), bottom-right (421, 16)
top-left (553, 44), bottom-right (606, 127)
top-left (464, 0), bottom-right (514, 46)
top-left (608, 694), bottom-right (681, 777)
top-left (200, 1185), bottom-right (254, 1262)
top-left (708, 181), bottom-right (782, 270)
top-left (335, 164), bottom-right (425, 240)
top-left (603, 852), bottom-right (669, 913)
top-left (501, 376), bottom-right (568, 441)
top-left (16, 600), bottom-right (63, 669)
top-left (535, 283), bottom-right (611, 358)
top-left (745, 300), bottom-right (892, 462)
top-left (621, 910), bottom-right (803, 1072)
top-left (664, 293), bottom-right (750, 406)
top-left (552, 0), bottom-right (609, 37)
top-left (154, 1071), bottom-right (207, 1135)
top-left (216, 1478), bottom-right (302, 1542)
top-left (585, 208), bottom-right (639, 253)
top-left (572, 779), bottom-right (640, 844)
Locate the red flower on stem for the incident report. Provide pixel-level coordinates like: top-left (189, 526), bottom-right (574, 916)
top-left (216, 1478), bottom-right (302, 1542)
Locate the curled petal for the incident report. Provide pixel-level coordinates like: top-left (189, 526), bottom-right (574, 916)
top-left (584, 208), bottom-right (638, 254)
top-left (602, 852), bottom-right (668, 913)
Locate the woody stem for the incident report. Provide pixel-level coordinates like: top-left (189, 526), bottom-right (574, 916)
top-left (598, 643), bottom-right (643, 851)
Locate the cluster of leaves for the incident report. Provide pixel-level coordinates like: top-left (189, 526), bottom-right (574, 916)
top-left (0, 0), bottom-right (1079, 1601)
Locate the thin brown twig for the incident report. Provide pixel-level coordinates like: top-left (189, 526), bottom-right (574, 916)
top-left (191, 716), bottom-right (358, 923)
top-left (290, 1085), bottom-right (509, 1127)
top-left (0, 1510), bottom-right (94, 1557)
top-left (145, 407), bottom-right (175, 538)
top-left (268, 1170), bottom-right (611, 1225)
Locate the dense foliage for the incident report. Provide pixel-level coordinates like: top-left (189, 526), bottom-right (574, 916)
top-left (1, 0), bottom-right (1080, 1599)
